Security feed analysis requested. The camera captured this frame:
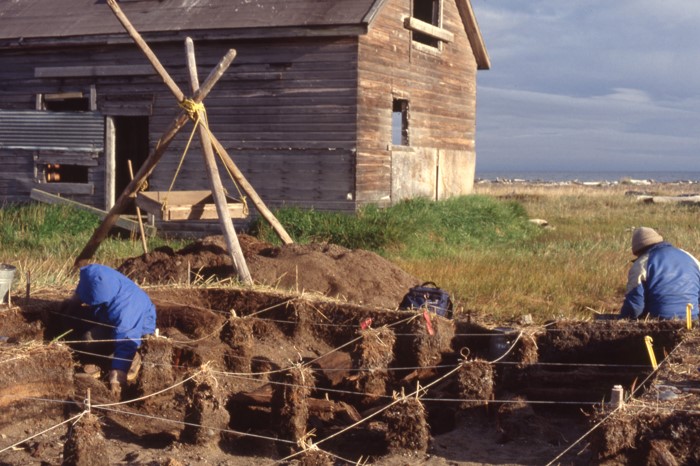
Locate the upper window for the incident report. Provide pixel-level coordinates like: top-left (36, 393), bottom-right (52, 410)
top-left (413, 0), bottom-right (441, 47)
top-left (405, 0), bottom-right (453, 50)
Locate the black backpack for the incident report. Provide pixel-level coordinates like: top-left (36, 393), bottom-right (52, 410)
top-left (399, 282), bottom-right (454, 319)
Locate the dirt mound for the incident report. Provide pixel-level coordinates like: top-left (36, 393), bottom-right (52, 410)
top-left (118, 235), bottom-right (420, 309)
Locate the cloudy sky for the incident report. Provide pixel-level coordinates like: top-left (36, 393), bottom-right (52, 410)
top-left (469, 1), bottom-right (700, 174)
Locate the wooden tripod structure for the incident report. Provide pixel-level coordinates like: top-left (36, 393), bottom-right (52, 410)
top-left (75, 0), bottom-right (294, 285)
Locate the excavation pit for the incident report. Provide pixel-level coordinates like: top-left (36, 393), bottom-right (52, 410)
top-left (1, 286), bottom-right (697, 465)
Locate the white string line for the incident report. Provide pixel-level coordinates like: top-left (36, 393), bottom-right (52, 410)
top-left (545, 336), bottom-right (688, 466)
top-left (93, 405), bottom-right (359, 465)
top-left (51, 342), bottom-right (665, 376)
top-left (63, 314), bottom-right (421, 381)
top-left (4, 389), bottom-right (698, 461)
top-left (12, 392), bottom-right (700, 423)
top-left (49, 310), bottom-right (116, 329)
top-left (69, 345), bottom-right (458, 375)
top-left (0, 410), bottom-right (87, 455)
top-left (93, 369), bottom-right (205, 408)
top-left (276, 331), bottom-right (525, 464)
top-left (66, 340), bottom-right (659, 376)
top-left (0, 391), bottom-right (643, 415)
top-left (215, 372), bottom-right (620, 406)
top-left (93, 405), bottom-right (297, 445)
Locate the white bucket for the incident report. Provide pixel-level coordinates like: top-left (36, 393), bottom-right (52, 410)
top-left (0, 264), bottom-right (17, 305)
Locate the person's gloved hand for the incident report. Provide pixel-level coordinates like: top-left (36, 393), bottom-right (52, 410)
top-left (108, 369), bottom-right (127, 396)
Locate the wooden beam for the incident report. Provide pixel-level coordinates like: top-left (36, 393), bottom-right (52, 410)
top-left (637, 195), bottom-right (700, 204)
top-left (127, 159), bottom-right (149, 255)
top-left (209, 135), bottom-right (294, 245)
top-left (404, 17), bottom-right (454, 43)
top-left (35, 65), bottom-right (155, 78)
top-left (106, 0), bottom-right (184, 102)
top-left (31, 188), bottom-right (155, 236)
top-left (185, 37), bottom-right (252, 285)
top-left (76, 0), bottom-right (291, 267)
top-left (106, 0), bottom-right (292, 246)
top-left (456, 0), bottom-right (491, 70)
top-left (74, 49), bottom-right (236, 267)
top-left (104, 116), bottom-right (116, 209)
top-left (34, 182), bottom-right (94, 196)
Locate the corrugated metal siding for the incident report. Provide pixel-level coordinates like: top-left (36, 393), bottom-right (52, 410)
top-left (0, 110), bottom-right (104, 151)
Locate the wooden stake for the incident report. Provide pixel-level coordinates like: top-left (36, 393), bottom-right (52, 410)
top-left (128, 160), bottom-right (149, 254)
top-left (185, 38), bottom-right (252, 285)
top-left (25, 271), bottom-right (30, 303)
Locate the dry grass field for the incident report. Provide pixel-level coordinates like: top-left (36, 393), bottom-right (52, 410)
top-left (395, 181), bottom-right (700, 322)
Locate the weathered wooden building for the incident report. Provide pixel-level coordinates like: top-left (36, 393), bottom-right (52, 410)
top-left (0, 0), bottom-right (489, 213)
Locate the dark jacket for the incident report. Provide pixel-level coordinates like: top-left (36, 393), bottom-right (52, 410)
top-left (620, 242), bottom-right (700, 320)
top-left (77, 264), bottom-right (156, 371)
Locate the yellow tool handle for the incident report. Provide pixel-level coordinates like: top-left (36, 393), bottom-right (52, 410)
top-left (687, 303), bottom-right (693, 330)
top-left (644, 336), bottom-right (658, 370)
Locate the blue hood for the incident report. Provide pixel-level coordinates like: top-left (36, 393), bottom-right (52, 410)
top-left (77, 264), bottom-right (122, 305)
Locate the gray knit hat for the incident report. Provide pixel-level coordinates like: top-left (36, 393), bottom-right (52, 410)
top-left (631, 227), bottom-right (663, 255)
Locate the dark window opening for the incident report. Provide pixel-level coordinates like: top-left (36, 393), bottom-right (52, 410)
top-left (44, 96), bottom-right (90, 112)
top-left (43, 164), bottom-right (89, 183)
top-left (412, 0), bottom-right (441, 47)
top-left (392, 99), bottom-right (409, 146)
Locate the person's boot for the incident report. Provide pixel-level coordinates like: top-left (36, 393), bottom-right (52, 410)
top-left (127, 351), bottom-right (142, 381)
top-left (82, 364), bottom-right (101, 379)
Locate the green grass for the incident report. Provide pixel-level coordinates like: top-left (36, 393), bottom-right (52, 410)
top-left (253, 188), bottom-right (700, 322)
top-left (252, 196), bottom-right (539, 258)
top-left (0, 202), bottom-right (184, 289)
top-left (4, 187), bottom-right (700, 323)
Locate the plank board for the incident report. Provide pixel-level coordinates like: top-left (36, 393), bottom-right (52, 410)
top-left (30, 188), bottom-right (155, 235)
top-left (136, 190), bottom-right (247, 221)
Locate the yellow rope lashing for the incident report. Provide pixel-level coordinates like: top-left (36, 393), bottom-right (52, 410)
top-left (159, 99), bottom-right (249, 216)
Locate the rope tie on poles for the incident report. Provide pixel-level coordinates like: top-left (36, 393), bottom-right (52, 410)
top-left (174, 98), bottom-right (249, 215)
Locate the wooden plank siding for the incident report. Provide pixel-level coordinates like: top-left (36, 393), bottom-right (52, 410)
top-left (143, 37), bottom-right (359, 211)
top-left (0, 0), bottom-right (486, 214)
top-left (0, 37), bottom-right (359, 212)
top-left (356, 0), bottom-right (478, 204)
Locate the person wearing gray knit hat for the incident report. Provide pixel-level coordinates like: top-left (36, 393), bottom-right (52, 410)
top-left (631, 227), bottom-right (664, 256)
top-left (620, 227), bottom-right (700, 320)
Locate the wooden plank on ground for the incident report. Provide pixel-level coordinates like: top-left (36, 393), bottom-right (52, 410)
top-left (637, 195), bottom-right (700, 204)
top-left (30, 188), bottom-right (156, 236)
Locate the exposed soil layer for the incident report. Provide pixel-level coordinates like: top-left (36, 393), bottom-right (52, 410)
top-left (0, 287), bottom-right (698, 465)
top-left (118, 235), bottom-right (421, 309)
top-left (591, 331), bottom-right (700, 465)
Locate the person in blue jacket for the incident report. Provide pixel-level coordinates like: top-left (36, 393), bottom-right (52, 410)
top-left (620, 227), bottom-right (700, 320)
top-left (64, 264), bottom-right (156, 394)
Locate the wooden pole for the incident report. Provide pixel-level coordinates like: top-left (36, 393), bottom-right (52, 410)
top-left (127, 159), bottom-right (149, 254)
top-left (74, 50), bottom-right (235, 267)
top-left (209, 135), bottom-right (294, 245)
top-left (77, 0), bottom-right (292, 267)
top-left (185, 38), bottom-right (252, 285)
top-left (106, 0), bottom-right (293, 245)
top-left (106, 0), bottom-right (184, 102)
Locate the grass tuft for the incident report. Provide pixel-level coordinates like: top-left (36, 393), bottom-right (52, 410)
top-left (251, 196), bottom-right (539, 258)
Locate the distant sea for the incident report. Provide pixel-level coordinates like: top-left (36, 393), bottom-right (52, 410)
top-left (475, 170), bottom-right (700, 183)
